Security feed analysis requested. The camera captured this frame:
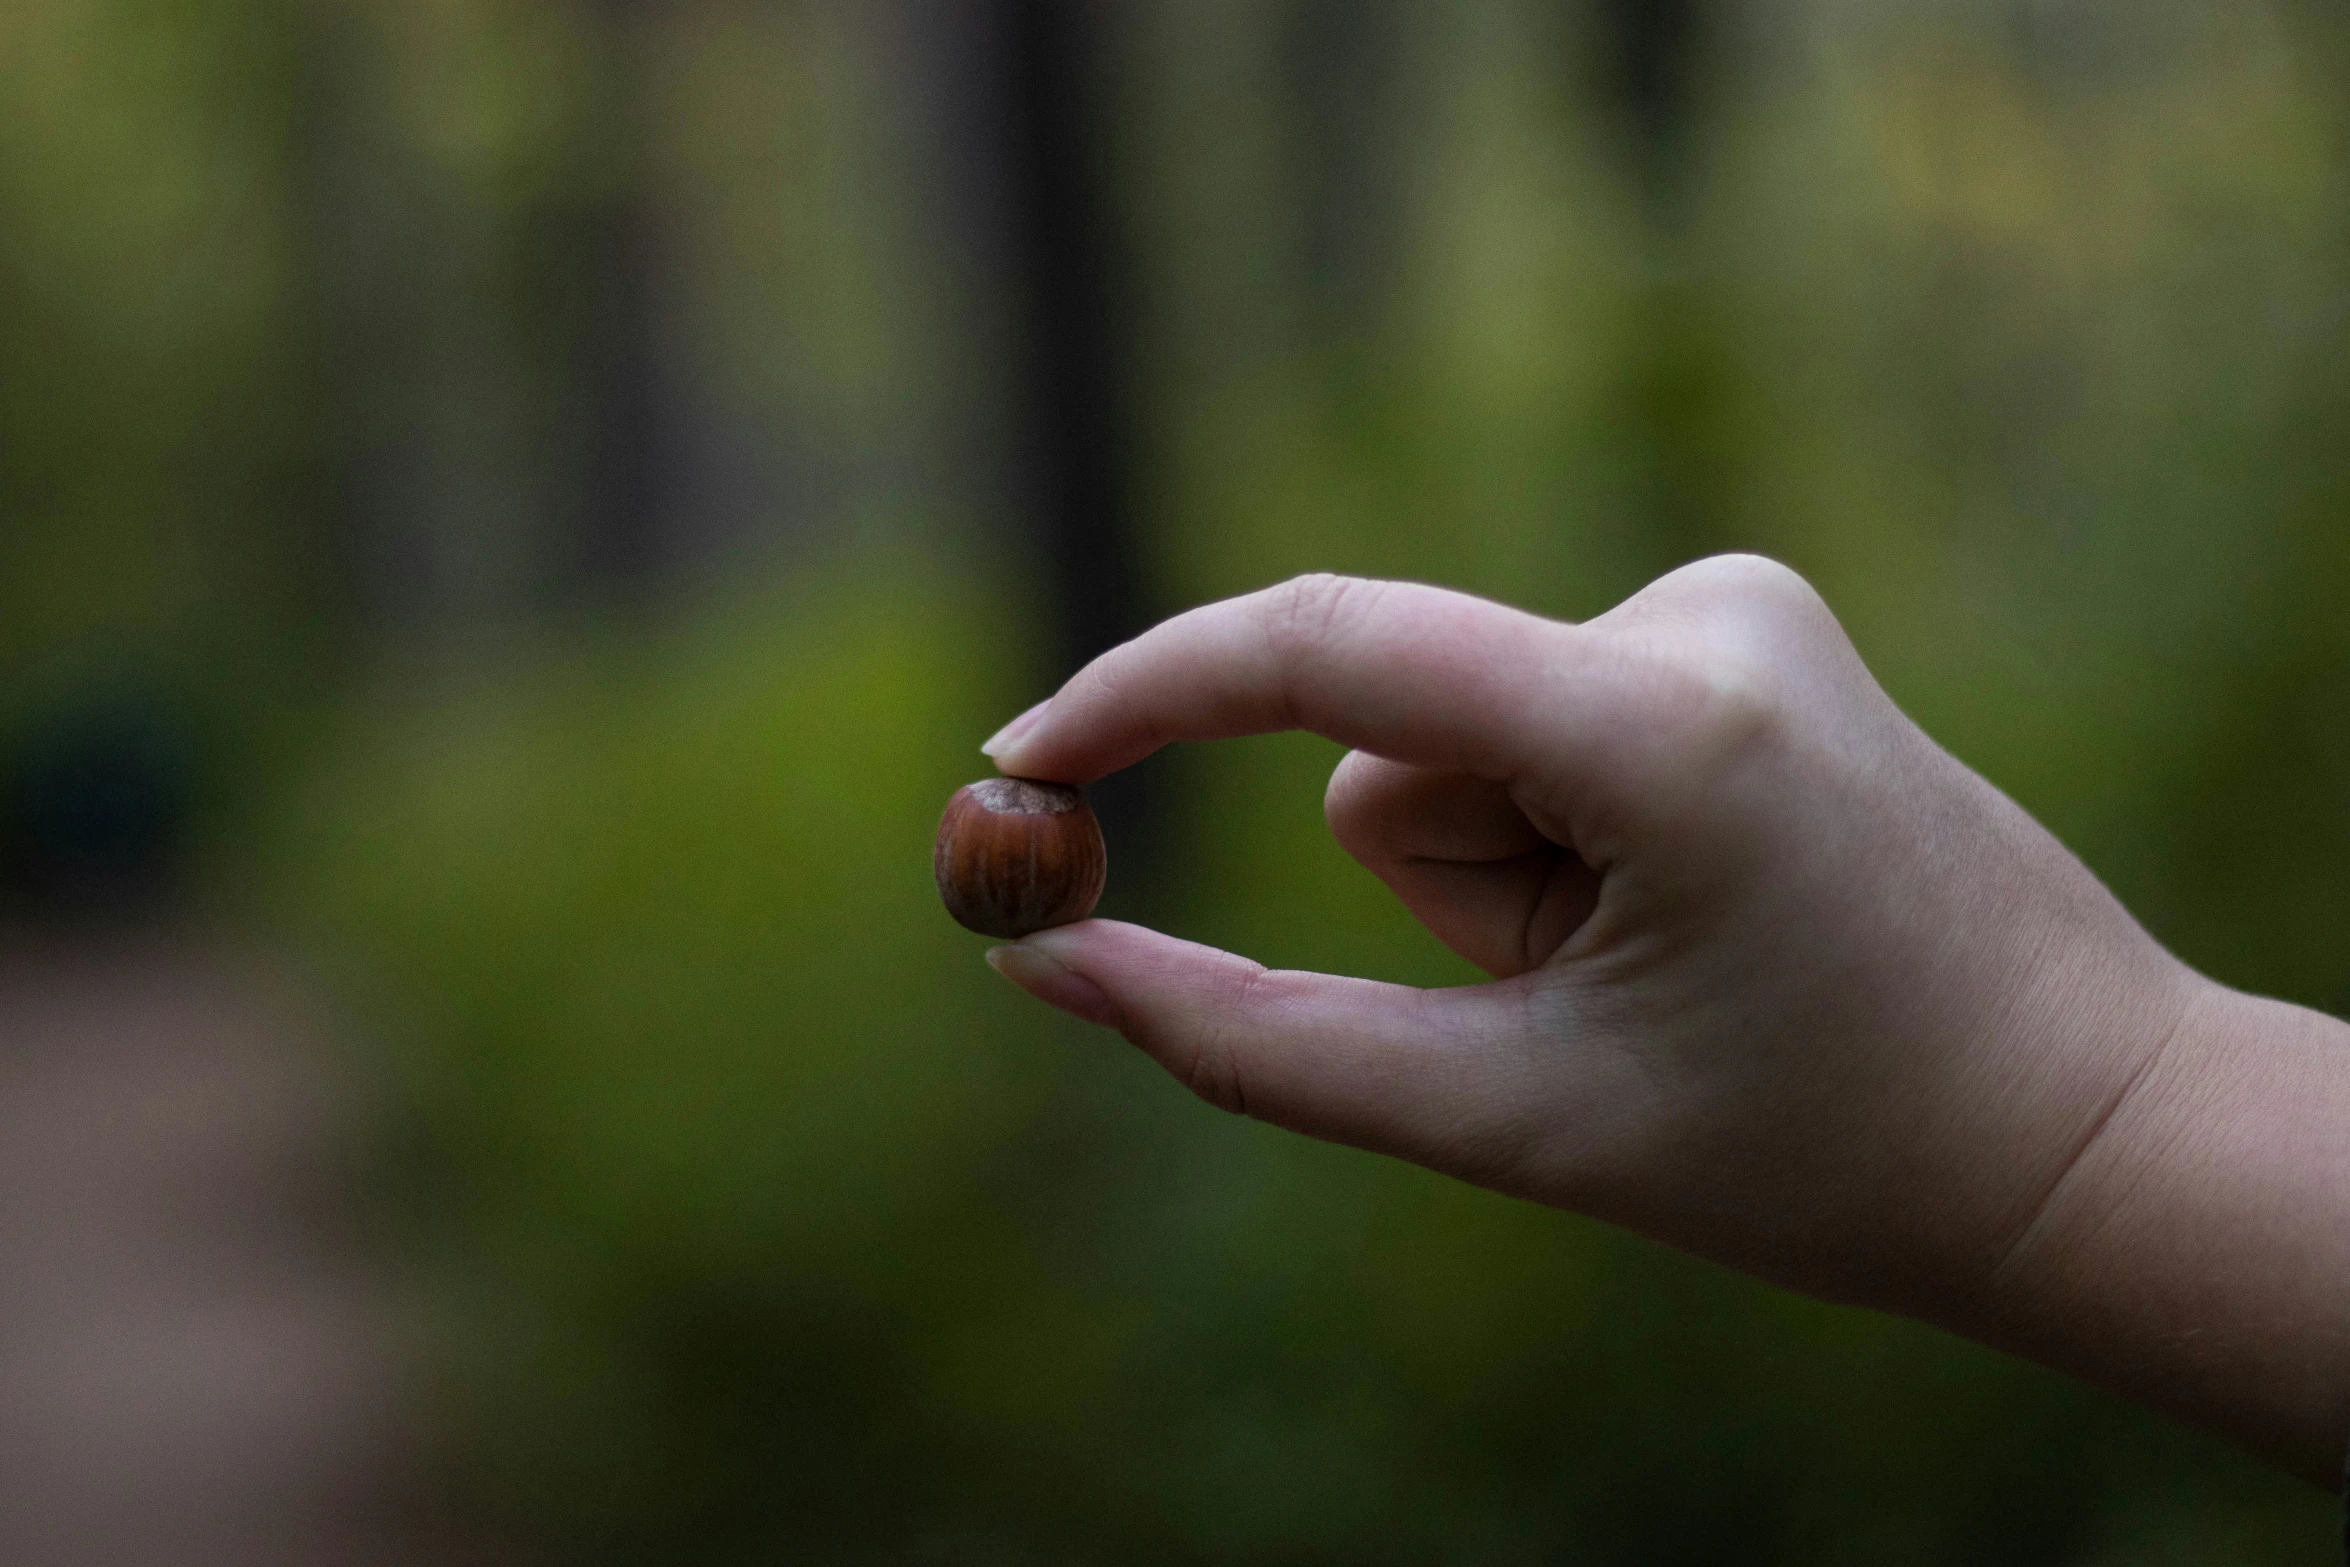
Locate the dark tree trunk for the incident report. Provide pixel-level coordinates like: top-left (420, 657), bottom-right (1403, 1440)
top-left (1282, 0), bottom-right (1406, 348)
top-left (570, 191), bottom-right (672, 608)
top-left (992, 0), bottom-right (1152, 677)
top-left (570, 0), bottom-right (671, 610)
top-left (1591, 0), bottom-right (1708, 211)
top-left (1587, 0), bottom-right (1732, 571)
top-left (987, 0), bottom-right (1164, 880)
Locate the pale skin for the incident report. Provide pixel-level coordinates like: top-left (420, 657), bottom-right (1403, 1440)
top-left (977, 556), bottom-right (2350, 1487)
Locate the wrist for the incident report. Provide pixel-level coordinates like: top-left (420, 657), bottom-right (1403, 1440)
top-left (1983, 975), bottom-right (2350, 1482)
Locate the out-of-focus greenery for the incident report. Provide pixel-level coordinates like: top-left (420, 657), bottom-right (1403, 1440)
top-left (7, 0), bottom-right (2349, 1561)
top-left (0, 0), bottom-right (316, 761)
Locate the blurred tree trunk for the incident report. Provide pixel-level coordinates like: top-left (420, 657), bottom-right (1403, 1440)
top-left (1592, 0), bottom-right (1707, 215)
top-left (1587, 0), bottom-right (1736, 572)
top-left (569, 191), bottom-right (671, 609)
top-left (1281, 0), bottom-right (1406, 353)
top-left (987, 0), bottom-right (1164, 875)
top-left (570, 0), bottom-right (673, 611)
top-left (300, 0), bottom-right (681, 637)
top-left (298, 5), bottom-right (562, 644)
top-left (992, 0), bottom-right (1152, 676)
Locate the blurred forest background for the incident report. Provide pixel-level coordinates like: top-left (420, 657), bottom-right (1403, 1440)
top-left (2, 0), bottom-right (2348, 1561)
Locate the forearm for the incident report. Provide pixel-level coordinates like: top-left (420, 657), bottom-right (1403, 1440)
top-left (1986, 977), bottom-right (2350, 1484)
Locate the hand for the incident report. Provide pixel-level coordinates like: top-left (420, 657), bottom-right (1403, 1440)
top-left (985, 558), bottom-right (2175, 1310)
top-left (981, 557), bottom-right (2350, 1482)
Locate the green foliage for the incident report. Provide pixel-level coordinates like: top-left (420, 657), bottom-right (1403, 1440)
top-left (0, 0), bottom-right (316, 742)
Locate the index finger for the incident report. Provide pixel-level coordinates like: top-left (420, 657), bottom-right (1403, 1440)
top-left (985, 575), bottom-right (1577, 785)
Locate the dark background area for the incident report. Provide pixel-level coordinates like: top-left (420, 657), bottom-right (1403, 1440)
top-left (2, 0), bottom-right (2347, 1560)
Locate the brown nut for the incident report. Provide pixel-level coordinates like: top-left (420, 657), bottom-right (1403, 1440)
top-left (934, 777), bottom-right (1107, 939)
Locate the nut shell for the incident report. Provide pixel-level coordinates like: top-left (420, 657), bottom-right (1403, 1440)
top-left (934, 777), bottom-right (1107, 939)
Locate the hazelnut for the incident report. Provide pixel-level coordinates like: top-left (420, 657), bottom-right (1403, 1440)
top-left (934, 777), bottom-right (1107, 939)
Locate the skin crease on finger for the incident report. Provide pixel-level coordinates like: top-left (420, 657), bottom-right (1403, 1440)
top-left (977, 562), bottom-right (2350, 1485)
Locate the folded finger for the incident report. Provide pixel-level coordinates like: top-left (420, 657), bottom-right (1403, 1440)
top-left (1324, 753), bottom-right (1602, 978)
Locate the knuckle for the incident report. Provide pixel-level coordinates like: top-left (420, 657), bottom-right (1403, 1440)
top-left (1617, 556), bottom-right (1839, 758)
top-left (1639, 553), bottom-right (1830, 638)
top-left (1319, 750), bottom-right (1382, 846)
top-left (1636, 636), bottom-right (1789, 770)
top-left (1693, 551), bottom-right (1813, 600)
top-left (1256, 574), bottom-right (1378, 728)
top-left (1182, 1039), bottom-right (1248, 1117)
top-left (1175, 961), bottom-right (1275, 1118)
top-left (1264, 572), bottom-right (1373, 663)
top-left (1689, 554), bottom-right (1837, 643)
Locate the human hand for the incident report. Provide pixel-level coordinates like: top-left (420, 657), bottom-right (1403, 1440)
top-left (981, 558), bottom-right (2350, 1481)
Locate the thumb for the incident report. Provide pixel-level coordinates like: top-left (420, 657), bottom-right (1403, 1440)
top-left (989, 919), bottom-right (1545, 1181)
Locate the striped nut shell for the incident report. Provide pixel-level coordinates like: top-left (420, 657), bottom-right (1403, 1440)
top-left (933, 777), bottom-right (1107, 939)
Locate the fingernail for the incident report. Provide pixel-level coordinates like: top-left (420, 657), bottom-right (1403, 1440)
top-left (985, 942), bottom-right (1117, 1028)
top-left (981, 699), bottom-right (1051, 759)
